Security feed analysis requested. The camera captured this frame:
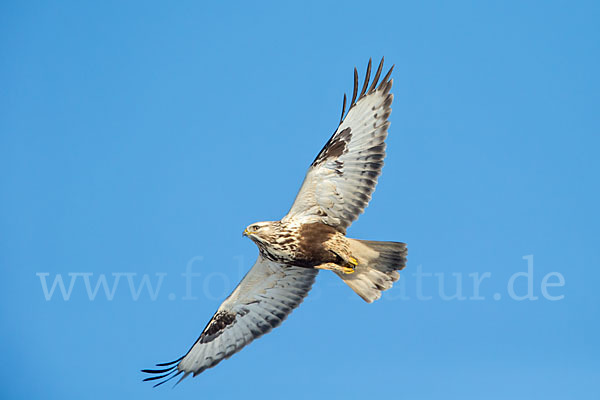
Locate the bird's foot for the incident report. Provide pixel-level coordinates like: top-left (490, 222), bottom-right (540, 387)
top-left (315, 262), bottom-right (355, 275)
top-left (341, 266), bottom-right (355, 274)
top-left (341, 257), bottom-right (358, 274)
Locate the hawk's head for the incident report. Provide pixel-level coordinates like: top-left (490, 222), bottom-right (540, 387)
top-left (243, 221), bottom-right (296, 263)
top-left (243, 221), bottom-right (280, 245)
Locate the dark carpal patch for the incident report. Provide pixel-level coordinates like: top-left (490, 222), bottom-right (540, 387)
top-left (200, 310), bottom-right (236, 343)
top-left (312, 127), bottom-right (352, 166)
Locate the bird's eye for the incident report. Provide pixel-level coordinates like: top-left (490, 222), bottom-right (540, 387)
top-left (252, 225), bottom-right (260, 231)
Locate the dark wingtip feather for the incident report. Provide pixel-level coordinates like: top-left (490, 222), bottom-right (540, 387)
top-left (350, 68), bottom-right (358, 106)
top-left (143, 369), bottom-right (176, 382)
top-left (359, 58), bottom-right (372, 98)
top-left (142, 367), bottom-right (182, 388)
top-left (154, 371), bottom-right (182, 388)
top-left (173, 371), bottom-right (191, 388)
top-left (379, 64), bottom-right (394, 90)
top-left (340, 93), bottom-right (347, 124)
top-left (142, 356), bottom-right (184, 388)
top-left (141, 366), bottom-right (177, 374)
top-left (155, 356), bottom-right (183, 367)
top-left (335, 58), bottom-right (393, 126)
top-left (369, 57), bottom-right (385, 93)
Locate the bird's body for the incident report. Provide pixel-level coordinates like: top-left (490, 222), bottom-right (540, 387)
top-left (244, 220), bottom-right (353, 269)
top-left (143, 58), bottom-right (407, 386)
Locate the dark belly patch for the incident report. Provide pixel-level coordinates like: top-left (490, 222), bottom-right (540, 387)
top-left (295, 222), bottom-right (342, 267)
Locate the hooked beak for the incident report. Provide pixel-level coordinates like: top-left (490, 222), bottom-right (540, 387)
top-left (243, 228), bottom-right (249, 237)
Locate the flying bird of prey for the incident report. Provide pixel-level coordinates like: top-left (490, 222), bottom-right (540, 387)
top-left (143, 58), bottom-right (407, 386)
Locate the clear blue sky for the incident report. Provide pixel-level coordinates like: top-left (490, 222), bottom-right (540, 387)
top-left (1, 1), bottom-right (599, 399)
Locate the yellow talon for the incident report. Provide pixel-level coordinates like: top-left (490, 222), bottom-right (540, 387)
top-left (342, 267), bottom-right (355, 274)
top-left (348, 257), bottom-right (358, 266)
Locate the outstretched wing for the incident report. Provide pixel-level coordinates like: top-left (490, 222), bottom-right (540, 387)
top-left (142, 257), bottom-right (318, 386)
top-left (283, 58), bottom-right (394, 233)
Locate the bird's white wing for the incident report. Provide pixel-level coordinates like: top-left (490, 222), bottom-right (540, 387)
top-left (283, 58), bottom-right (393, 233)
top-left (142, 256), bottom-right (318, 386)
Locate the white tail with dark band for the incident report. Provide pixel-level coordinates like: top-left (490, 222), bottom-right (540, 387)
top-left (336, 239), bottom-right (407, 303)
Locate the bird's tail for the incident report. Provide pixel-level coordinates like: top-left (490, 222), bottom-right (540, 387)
top-left (336, 239), bottom-right (407, 303)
